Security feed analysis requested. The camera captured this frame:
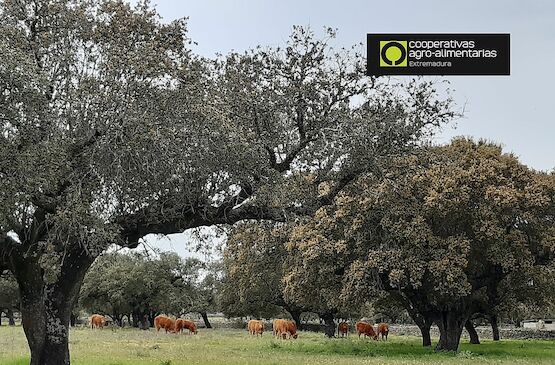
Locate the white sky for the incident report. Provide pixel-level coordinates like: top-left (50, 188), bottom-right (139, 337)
top-left (134, 0), bottom-right (555, 257)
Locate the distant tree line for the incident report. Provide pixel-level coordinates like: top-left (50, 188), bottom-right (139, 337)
top-left (78, 251), bottom-right (218, 329)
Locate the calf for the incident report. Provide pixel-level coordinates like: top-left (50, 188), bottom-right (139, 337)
top-left (338, 322), bottom-right (349, 337)
top-left (175, 318), bottom-right (197, 334)
top-left (247, 320), bottom-right (264, 336)
top-left (377, 323), bottom-right (389, 340)
top-left (90, 314), bottom-right (106, 329)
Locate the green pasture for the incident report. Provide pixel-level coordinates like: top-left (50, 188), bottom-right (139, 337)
top-left (1, 326), bottom-right (554, 365)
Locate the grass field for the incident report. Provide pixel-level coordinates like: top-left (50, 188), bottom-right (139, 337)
top-left (1, 326), bottom-right (554, 365)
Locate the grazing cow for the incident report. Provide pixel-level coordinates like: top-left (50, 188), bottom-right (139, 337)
top-left (90, 314), bottom-right (106, 329)
top-left (175, 318), bottom-right (198, 334)
top-left (273, 319), bottom-right (298, 339)
top-left (272, 319), bottom-right (280, 337)
top-left (338, 322), bottom-right (349, 337)
top-left (356, 321), bottom-right (377, 340)
top-left (377, 323), bottom-right (389, 340)
top-left (247, 320), bottom-right (264, 337)
top-left (154, 315), bottom-right (176, 333)
top-left (286, 320), bottom-right (298, 339)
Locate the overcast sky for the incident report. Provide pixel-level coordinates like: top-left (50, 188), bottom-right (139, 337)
top-left (134, 0), bottom-right (555, 257)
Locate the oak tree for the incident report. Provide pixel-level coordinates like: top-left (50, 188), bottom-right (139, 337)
top-left (330, 139), bottom-right (555, 351)
top-left (0, 1), bottom-right (454, 362)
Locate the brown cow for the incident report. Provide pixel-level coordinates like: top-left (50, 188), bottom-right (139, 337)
top-left (377, 323), bottom-right (389, 340)
top-left (338, 322), bottom-right (349, 337)
top-left (175, 318), bottom-right (197, 334)
top-left (247, 320), bottom-right (264, 336)
top-left (273, 319), bottom-right (298, 339)
top-left (90, 314), bottom-right (106, 329)
top-left (356, 321), bottom-right (377, 340)
top-left (285, 320), bottom-right (298, 339)
top-left (272, 319), bottom-right (280, 337)
top-left (154, 315), bottom-right (176, 333)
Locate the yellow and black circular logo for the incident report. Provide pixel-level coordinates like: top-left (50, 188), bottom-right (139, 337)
top-left (380, 41), bottom-right (407, 67)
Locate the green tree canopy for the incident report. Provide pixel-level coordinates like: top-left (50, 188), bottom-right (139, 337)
top-left (220, 222), bottom-right (298, 320)
top-left (0, 1), bottom-right (455, 362)
top-left (286, 138), bottom-right (554, 351)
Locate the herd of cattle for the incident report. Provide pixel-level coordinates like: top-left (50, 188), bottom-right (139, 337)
top-left (154, 315), bottom-right (198, 334)
top-left (90, 314), bottom-right (389, 340)
top-left (89, 314), bottom-right (197, 334)
top-left (249, 319), bottom-right (389, 340)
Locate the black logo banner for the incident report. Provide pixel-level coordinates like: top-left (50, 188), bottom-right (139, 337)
top-left (367, 34), bottom-right (510, 76)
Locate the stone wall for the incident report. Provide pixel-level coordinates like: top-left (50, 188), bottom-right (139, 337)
top-left (390, 324), bottom-right (555, 340)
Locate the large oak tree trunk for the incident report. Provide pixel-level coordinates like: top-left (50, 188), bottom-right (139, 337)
top-left (434, 311), bottom-right (468, 352)
top-left (490, 314), bottom-right (500, 341)
top-left (465, 320), bottom-right (480, 344)
top-left (11, 248), bottom-right (94, 365)
top-left (200, 312), bottom-right (212, 329)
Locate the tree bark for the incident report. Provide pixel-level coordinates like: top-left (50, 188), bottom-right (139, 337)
top-left (321, 313), bottom-right (336, 338)
top-left (69, 312), bottom-right (76, 327)
top-left (416, 320), bottom-right (432, 347)
top-left (391, 291), bottom-right (434, 347)
top-left (422, 324), bottom-right (432, 347)
top-left (11, 247), bottom-right (95, 365)
top-left (288, 309), bottom-right (303, 331)
top-left (490, 314), bottom-right (500, 341)
top-left (405, 307), bottom-right (433, 347)
top-left (465, 320), bottom-right (480, 344)
top-left (200, 311), bottom-right (212, 328)
top-left (434, 311), bottom-right (467, 352)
